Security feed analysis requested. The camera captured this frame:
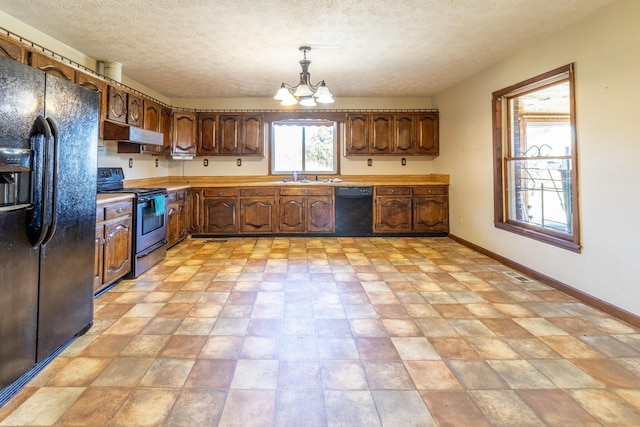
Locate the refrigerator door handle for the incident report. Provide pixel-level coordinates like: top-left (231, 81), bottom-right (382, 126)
top-left (42, 117), bottom-right (59, 245)
top-left (27, 115), bottom-right (53, 247)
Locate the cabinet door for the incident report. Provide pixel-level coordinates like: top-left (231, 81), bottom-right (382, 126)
top-left (203, 197), bottom-right (238, 233)
top-left (370, 114), bottom-right (392, 154)
top-left (394, 114), bottom-right (415, 154)
top-left (240, 198), bottom-right (274, 232)
top-left (167, 202), bottom-right (179, 247)
top-left (219, 115), bottom-right (240, 154)
top-left (241, 114), bottom-right (264, 155)
top-left (413, 196), bottom-right (449, 233)
top-left (93, 224), bottom-right (104, 292)
top-left (374, 197), bottom-right (412, 232)
top-left (172, 112), bottom-right (197, 155)
top-left (75, 72), bottom-right (107, 143)
top-left (345, 114), bottom-right (369, 155)
top-left (188, 189), bottom-right (202, 233)
top-left (415, 113), bottom-right (439, 156)
top-left (127, 93), bottom-right (143, 127)
top-left (29, 51), bottom-right (75, 81)
top-left (279, 196), bottom-right (305, 232)
top-left (308, 196), bottom-right (334, 232)
top-left (103, 217), bottom-right (132, 284)
top-left (107, 86), bottom-right (127, 123)
top-left (143, 99), bottom-right (161, 132)
top-left (177, 200), bottom-right (189, 241)
top-left (198, 113), bottom-right (218, 155)
top-left (0, 35), bottom-right (24, 62)
top-left (160, 107), bottom-right (173, 154)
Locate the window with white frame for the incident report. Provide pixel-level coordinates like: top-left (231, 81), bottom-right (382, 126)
top-left (492, 64), bottom-right (580, 252)
top-left (270, 120), bottom-right (338, 176)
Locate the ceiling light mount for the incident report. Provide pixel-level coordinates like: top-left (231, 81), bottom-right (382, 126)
top-left (274, 46), bottom-right (334, 107)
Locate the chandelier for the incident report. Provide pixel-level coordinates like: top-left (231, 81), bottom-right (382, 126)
top-left (274, 46), bottom-right (334, 107)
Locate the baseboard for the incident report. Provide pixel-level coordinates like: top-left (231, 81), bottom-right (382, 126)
top-left (448, 233), bottom-right (640, 329)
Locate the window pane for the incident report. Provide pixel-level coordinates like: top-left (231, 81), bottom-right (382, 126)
top-left (304, 125), bottom-right (334, 172)
top-left (506, 158), bottom-right (573, 234)
top-left (509, 81), bottom-right (571, 157)
top-left (273, 125), bottom-right (303, 171)
top-left (272, 121), bottom-right (337, 174)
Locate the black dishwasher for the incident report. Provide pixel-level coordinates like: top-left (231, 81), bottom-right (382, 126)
top-left (335, 186), bottom-right (373, 236)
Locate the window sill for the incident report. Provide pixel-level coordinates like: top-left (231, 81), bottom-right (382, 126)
top-left (494, 221), bottom-right (581, 253)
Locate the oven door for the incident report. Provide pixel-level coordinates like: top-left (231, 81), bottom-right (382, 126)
top-left (136, 193), bottom-right (167, 253)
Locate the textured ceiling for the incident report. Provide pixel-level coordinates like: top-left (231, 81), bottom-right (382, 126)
top-left (0, 0), bottom-right (613, 99)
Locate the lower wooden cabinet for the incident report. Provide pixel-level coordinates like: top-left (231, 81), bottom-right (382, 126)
top-left (413, 186), bottom-right (449, 233)
top-left (374, 185), bottom-right (449, 234)
top-left (187, 184), bottom-right (446, 237)
top-left (374, 186), bottom-right (413, 232)
top-left (95, 198), bottom-right (133, 294)
top-left (278, 187), bottom-right (334, 233)
top-left (240, 187), bottom-right (275, 233)
top-left (202, 188), bottom-right (240, 234)
top-left (167, 189), bottom-right (189, 247)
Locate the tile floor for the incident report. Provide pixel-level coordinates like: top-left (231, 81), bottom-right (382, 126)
top-left (2, 237), bottom-right (640, 426)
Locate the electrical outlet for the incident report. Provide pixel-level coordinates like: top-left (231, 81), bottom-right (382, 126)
top-left (128, 158), bottom-right (133, 168)
top-left (458, 216), bottom-right (463, 225)
top-left (203, 159), bottom-right (209, 167)
top-left (237, 158), bottom-right (242, 166)
top-left (367, 158), bottom-right (372, 167)
top-left (155, 158), bottom-right (159, 167)
top-left (401, 158), bottom-right (407, 166)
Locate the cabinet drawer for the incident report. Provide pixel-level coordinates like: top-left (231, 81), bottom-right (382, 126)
top-left (203, 188), bottom-right (239, 197)
top-left (240, 187), bottom-right (275, 197)
top-left (96, 207), bottom-right (105, 222)
top-left (375, 186), bottom-right (412, 196)
top-left (412, 185), bottom-right (448, 196)
top-left (104, 201), bottom-right (132, 220)
top-left (167, 190), bottom-right (186, 203)
top-left (279, 187), bottom-right (333, 196)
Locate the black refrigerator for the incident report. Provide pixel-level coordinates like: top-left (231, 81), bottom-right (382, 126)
top-left (0, 55), bottom-right (98, 394)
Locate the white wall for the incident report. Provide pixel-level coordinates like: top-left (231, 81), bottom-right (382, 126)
top-left (433, 0), bottom-right (640, 315)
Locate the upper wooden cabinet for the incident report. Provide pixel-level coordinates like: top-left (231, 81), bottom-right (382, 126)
top-left (0, 34), bottom-right (24, 63)
top-left (75, 71), bottom-right (107, 143)
top-left (394, 114), bottom-right (415, 154)
top-left (172, 111), bottom-right (197, 156)
top-left (219, 114), bottom-right (265, 156)
top-left (127, 93), bottom-right (143, 127)
top-left (219, 114), bottom-right (240, 155)
top-left (345, 114), bottom-right (369, 155)
top-left (345, 112), bottom-right (439, 157)
top-left (107, 85), bottom-right (128, 124)
top-left (29, 51), bottom-right (75, 81)
top-left (106, 85), bottom-right (145, 128)
top-left (415, 113), bottom-right (439, 155)
top-left (241, 114), bottom-right (264, 155)
top-left (198, 113), bottom-right (217, 156)
top-left (143, 99), bottom-right (161, 132)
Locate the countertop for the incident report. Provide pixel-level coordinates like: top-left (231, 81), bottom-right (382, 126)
top-left (97, 193), bottom-right (135, 204)
top-left (96, 174), bottom-right (449, 203)
top-left (123, 174), bottom-right (449, 190)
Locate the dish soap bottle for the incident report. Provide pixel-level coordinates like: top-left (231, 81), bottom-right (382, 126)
top-left (293, 171), bottom-right (298, 182)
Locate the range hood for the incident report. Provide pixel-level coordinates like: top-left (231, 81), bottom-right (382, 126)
top-left (103, 121), bottom-right (163, 146)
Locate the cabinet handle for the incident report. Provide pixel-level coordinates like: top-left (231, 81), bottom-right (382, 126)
top-left (116, 207), bottom-right (124, 214)
top-left (218, 191), bottom-right (224, 196)
top-left (391, 189), bottom-right (396, 193)
top-left (304, 189), bottom-right (308, 195)
top-left (254, 190), bottom-right (260, 195)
